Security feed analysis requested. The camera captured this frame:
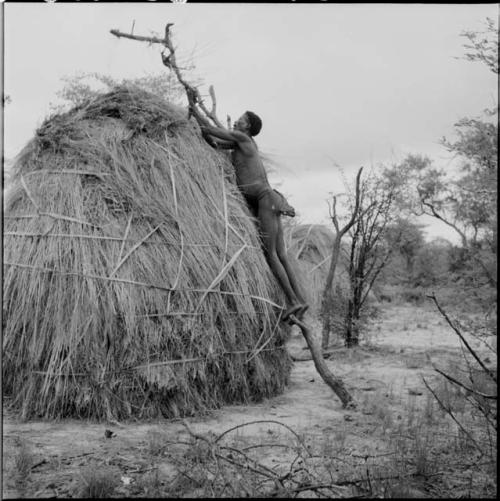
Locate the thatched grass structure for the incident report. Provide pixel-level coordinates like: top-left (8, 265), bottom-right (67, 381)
top-left (3, 87), bottom-right (291, 420)
top-left (284, 224), bottom-right (349, 315)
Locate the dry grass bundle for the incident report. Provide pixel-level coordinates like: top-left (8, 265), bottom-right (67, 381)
top-left (284, 224), bottom-right (350, 315)
top-left (285, 223), bottom-right (334, 266)
top-left (3, 86), bottom-right (291, 420)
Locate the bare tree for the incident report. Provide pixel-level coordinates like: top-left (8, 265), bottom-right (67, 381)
top-left (344, 172), bottom-right (400, 347)
top-left (320, 167), bottom-right (363, 350)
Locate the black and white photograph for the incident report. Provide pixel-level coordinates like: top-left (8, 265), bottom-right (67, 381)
top-left (2, 1), bottom-right (497, 498)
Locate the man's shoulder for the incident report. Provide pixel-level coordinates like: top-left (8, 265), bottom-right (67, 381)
top-left (231, 129), bottom-right (253, 143)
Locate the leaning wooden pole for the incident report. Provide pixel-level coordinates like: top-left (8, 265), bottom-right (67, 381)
top-left (289, 314), bottom-right (355, 408)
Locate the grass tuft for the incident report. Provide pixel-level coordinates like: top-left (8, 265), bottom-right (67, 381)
top-left (77, 465), bottom-right (119, 498)
top-left (13, 439), bottom-right (34, 484)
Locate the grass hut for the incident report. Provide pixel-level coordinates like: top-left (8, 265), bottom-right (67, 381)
top-left (3, 87), bottom-right (291, 420)
top-left (284, 224), bottom-right (350, 321)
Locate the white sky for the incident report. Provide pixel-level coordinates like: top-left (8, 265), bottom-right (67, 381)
top-left (3, 2), bottom-right (498, 243)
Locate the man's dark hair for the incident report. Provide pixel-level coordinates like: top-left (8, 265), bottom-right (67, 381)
top-left (245, 111), bottom-right (262, 136)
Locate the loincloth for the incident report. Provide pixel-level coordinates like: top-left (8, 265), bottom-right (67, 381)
top-left (245, 188), bottom-right (295, 217)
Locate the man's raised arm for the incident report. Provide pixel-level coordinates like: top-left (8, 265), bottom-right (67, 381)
top-left (212, 138), bottom-right (237, 149)
top-left (187, 95), bottom-right (248, 148)
top-left (188, 101), bottom-right (212, 128)
top-left (201, 124), bottom-right (249, 144)
top-left (187, 101), bottom-right (222, 148)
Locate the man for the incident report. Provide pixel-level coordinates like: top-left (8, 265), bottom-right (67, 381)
top-left (192, 108), bottom-right (308, 321)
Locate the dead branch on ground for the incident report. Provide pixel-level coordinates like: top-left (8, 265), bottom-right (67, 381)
top-left (177, 418), bottom-right (450, 497)
top-left (178, 418), bottom-right (356, 497)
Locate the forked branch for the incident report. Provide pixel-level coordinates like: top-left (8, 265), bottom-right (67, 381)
top-left (325, 167), bottom-right (363, 285)
top-left (110, 23), bottom-right (224, 128)
top-left (321, 167), bottom-right (363, 349)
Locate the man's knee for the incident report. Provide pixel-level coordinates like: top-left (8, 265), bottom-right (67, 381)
top-left (276, 244), bottom-right (288, 260)
top-left (263, 246), bottom-right (279, 264)
top-left (260, 226), bottom-right (278, 251)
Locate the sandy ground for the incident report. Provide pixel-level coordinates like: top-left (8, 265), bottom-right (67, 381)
top-left (2, 303), bottom-right (496, 498)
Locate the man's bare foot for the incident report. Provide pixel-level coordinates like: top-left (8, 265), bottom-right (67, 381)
top-left (282, 304), bottom-right (303, 322)
top-left (296, 303), bottom-right (309, 320)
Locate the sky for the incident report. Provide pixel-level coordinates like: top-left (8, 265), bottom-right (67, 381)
top-left (3, 2), bottom-right (498, 243)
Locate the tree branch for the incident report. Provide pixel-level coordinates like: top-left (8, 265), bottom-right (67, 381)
top-left (421, 198), bottom-right (468, 247)
top-left (427, 294), bottom-right (497, 383)
top-left (422, 377), bottom-right (484, 455)
top-left (359, 246), bottom-right (395, 307)
top-left (323, 168), bottom-right (363, 297)
top-left (321, 167), bottom-right (363, 348)
top-left (110, 24), bottom-right (224, 129)
top-left (433, 367), bottom-right (497, 400)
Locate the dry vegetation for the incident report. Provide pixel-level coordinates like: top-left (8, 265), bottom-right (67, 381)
top-left (3, 301), bottom-right (496, 498)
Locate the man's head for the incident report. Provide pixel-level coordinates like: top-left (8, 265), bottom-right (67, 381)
top-left (234, 111), bottom-right (262, 136)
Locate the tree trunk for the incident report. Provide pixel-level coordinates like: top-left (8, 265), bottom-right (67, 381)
top-left (321, 167), bottom-right (363, 352)
top-left (346, 242), bottom-right (365, 347)
top-left (320, 236), bottom-right (342, 349)
top-left (345, 299), bottom-right (355, 347)
top-left (345, 282), bottom-right (363, 348)
top-left (350, 314), bottom-right (362, 347)
top-left (320, 290), bottom-right (333, 350)
top-left (290, 315), bottom-right (355, 408)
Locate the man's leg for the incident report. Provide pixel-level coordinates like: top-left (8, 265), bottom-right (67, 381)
top-left (275, 220), bottom-right (309, 319)
top-left (257, 204), bottom-right (302, 319)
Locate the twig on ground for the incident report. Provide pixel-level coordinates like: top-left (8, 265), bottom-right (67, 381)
top-left (213, 419), bottom-right (307, 449)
